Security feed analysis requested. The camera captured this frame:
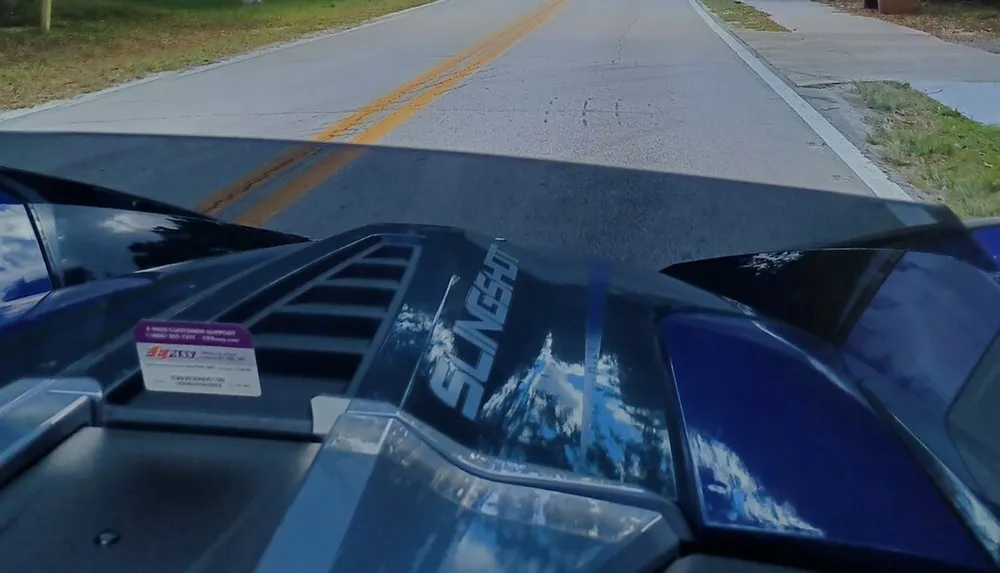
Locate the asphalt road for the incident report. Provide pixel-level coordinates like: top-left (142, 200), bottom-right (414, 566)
top-left (0, 0), bottom-right (948, 268)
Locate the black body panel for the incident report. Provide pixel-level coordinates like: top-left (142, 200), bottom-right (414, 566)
top-left (0, 427), bottom-right (319, 573)
top-left (332, 226), bottom-right (740, 500)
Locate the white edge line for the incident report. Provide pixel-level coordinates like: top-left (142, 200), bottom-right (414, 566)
top-left (685, 0), bottom-right (935, 226)
top-left (0, 0), bottom-right (450, 123)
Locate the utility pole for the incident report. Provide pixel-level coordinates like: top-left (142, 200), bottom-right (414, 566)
top-left (41, 0), bottom-right (52, 33)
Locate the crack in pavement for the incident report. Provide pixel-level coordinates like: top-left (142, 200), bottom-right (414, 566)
top-left (612, 1), bottom-right (641, 65)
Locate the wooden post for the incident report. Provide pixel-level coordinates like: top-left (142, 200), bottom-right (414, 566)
top-left (40, 0), bottom-right (52, 33)
top-left (877, 0), bottom-right (916, 14)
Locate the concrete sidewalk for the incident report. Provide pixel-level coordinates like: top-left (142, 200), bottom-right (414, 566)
top-left (731, 0), bottom-right (1000, 124)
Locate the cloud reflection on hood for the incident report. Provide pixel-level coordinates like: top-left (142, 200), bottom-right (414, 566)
top-left (691, 431), bottom-right (823, 536)
top-left (392, 304), bottom-right (438, 347)
top-left (390, 305), bottom-right (818, 536)
top-left (480, 331), bottom-right (674, 496)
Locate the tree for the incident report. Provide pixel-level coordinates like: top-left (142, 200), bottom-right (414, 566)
top-left (0, 0), bottom-right (51, 32)
top-left (0, 0), bottom-right (17, 24)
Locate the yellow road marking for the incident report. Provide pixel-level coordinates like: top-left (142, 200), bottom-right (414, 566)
top-left (196, 24), bottom-right (506, 218)
top-left (235, 0), bottom-right (568, 227)
top-left (196, 0), bottom-right (569, 223)
top-left (195, 143), bottom-right (322, 215)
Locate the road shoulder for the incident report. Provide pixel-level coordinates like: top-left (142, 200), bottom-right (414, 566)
top-left (686, 0), bottom-right (936, 227)
top-left (0, 0), bottom-right (448, 122)
top-left (694, 0), bottom-right (1000, 219)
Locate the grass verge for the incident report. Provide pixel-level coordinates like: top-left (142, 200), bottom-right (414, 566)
top-left (822, 0), bottom-right (999, 53)
top-left (856, 81), bottom-right (1000, 217)
top-left (0, 0), bottom-right (436, 111)
top-left (701, 0), bottom-right (789, 31)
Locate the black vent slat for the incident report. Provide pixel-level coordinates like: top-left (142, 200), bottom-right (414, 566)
top-left (267, 375), bottom-right (352, 395)
top-left (366, 245), bottom-right (413, 262)
top-left (253, 333), bottom-right (370, 356)
top-left (278, 303), bottom-right (385, 319)
top-left (217, 237), bottom-right (374, 324)
top-left (254, 311), bottom-right (381, 340)
top-left (322, 278), bottom-right (399, 290)
top-left (360, 258), bottom-right (410, 267)
top-left (293, 284), bottom-right (394, 309)
top-left (335, 261), bottom-right (407, 281)
top-left (255, 347), bottom-right (361, 380)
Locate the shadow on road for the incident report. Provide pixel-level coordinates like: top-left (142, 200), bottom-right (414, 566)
top-left (0, 131), bottom-right (960, 269)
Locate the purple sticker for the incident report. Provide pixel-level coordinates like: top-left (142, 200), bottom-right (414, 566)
top-left (134, 320), bottom-right (253, 348)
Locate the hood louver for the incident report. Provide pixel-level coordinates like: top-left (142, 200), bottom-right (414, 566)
top-left (108, 235), bottom-right (419, 431)
top-left (249, 241), bottom-right (416, 392)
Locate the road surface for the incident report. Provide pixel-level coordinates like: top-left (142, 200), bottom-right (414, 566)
top-left (0, 0), bottom-right (944, 267)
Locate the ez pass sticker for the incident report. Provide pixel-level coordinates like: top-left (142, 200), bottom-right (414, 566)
top-left (134, 320), bottom-right (261, 397)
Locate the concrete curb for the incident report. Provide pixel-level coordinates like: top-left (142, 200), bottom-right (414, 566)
top-left (686, 0), bottom-right (935, 226)
top-left (0, 0), bottom-right (450, 124)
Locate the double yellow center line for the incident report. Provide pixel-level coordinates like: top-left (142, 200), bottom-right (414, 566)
top-left (197, 0), bottom-right (570, 228)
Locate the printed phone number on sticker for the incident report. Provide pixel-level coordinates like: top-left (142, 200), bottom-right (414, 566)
top-left (169, 374), bottom-right (226, 388)
top-left (148, 326), bottom-right (237, 336)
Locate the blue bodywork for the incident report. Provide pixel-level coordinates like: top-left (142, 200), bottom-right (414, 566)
top-left (662, 313), bottom-right (991, 569)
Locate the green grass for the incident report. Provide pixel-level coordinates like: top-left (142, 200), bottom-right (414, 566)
top-left (856, 81), bottom-right (1000, 218)
top-left (701, 0), bottom-right (789, 31)
top-left (0, 0), bottom-right (435, 110)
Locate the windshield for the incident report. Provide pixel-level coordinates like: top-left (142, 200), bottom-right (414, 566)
top-left (848, 250), bottom-right (1000, 564)
top-left (838, 249), bottom-right (1000, 539)
top-left (2, 0), bottom-right (999, 561)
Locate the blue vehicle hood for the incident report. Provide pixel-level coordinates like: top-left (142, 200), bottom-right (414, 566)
top-left (663, 313), bottom-right (987, 568)
top-left (0, 224), bottom-right (996, 573)
top-left (663, 246), bottom-right (1000, 569)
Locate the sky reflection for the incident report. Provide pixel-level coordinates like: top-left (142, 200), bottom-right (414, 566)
top-left (690, 430), bottom-right (823, 536)
top-left (0, 204), bottom-right (51, 303)
top-left (480, 332), bottom-right (673, 496)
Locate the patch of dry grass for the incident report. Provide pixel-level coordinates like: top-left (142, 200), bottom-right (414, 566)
top-left (0, 0), bottom-right (435, 111)
top-left (857, 81), bottom-right (1000, 217)
top-left (822, 0), bottom-right (1000, 52)
top-left (701, 0), bottom-right (790, 31)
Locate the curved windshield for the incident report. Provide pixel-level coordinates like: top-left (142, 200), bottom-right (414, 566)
top-left (838, 250), bottom-right (1000, 533)
top-left (951, 346), bottom-right (1000, 511)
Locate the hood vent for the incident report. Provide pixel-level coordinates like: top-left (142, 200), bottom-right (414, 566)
top-left (249, 240), bottom-right (416, 391)
top-left (108, 235), bottom-right (419, 430)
